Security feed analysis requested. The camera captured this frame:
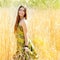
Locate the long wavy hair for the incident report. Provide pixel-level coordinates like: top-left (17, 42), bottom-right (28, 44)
top-left (14, 5), bottom-right (27, 33)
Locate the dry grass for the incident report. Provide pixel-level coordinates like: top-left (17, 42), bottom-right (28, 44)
top-left (0, 7), bottom-right (60, 60)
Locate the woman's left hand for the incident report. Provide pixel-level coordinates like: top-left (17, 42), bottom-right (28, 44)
top-left (24, 47), bottom-right (29, 52)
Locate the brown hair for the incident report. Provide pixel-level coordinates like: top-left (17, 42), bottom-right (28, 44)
top-left (14, 5), bottom-right (27, 33)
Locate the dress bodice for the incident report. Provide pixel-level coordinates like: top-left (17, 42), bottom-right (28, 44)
top-left (15, 24), bottom-right (25, 46)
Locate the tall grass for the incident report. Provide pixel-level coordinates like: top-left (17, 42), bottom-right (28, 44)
top-left (0, 7), bottom-right (60, 60)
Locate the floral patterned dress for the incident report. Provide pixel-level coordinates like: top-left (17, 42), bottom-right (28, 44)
top-left (13, 23), bottom-right (38, 60)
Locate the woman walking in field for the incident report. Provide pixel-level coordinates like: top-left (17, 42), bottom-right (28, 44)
top-left (13, 5), bottom-right (38, 60)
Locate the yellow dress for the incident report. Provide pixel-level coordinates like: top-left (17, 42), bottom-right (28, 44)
top-left (13, 24), bottom-right (38, 60)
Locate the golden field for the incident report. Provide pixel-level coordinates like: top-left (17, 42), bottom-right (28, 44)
top-left (0, 7), bottom-right (60, 60)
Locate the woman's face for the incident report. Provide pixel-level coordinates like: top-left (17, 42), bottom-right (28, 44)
top-left (19, 7), bottom-right (25, 18)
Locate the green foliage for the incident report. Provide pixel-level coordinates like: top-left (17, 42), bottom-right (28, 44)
top-left (0, 0), bottom-right (60, 9)
top-left (0, 0), bottom-right (11, 7)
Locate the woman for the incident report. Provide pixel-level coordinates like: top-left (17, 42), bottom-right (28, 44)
top-left (13, 5), bottom-right (38, 60)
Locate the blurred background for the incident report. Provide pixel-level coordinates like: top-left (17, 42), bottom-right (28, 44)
top-left (0, 0), bottom-right (60, 60)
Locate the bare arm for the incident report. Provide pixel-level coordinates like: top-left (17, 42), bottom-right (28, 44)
top-left (21, 20), bottom-right (29, 46)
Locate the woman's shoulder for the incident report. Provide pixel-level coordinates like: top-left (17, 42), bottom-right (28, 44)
top-left (21, 19), bottom-right (28, 27)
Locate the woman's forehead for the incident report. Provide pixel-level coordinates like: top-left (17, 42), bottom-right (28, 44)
top-left (19, 7), bottom-right (25, 10)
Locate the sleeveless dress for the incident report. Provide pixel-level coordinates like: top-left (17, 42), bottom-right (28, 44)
top-left (13, 23), bottom-right (38, 60)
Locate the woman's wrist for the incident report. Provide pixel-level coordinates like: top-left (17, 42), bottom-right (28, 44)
top-left (24, 45), bottom-right (28, 47)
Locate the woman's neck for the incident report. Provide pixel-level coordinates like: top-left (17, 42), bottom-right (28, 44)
top-left (20, 16), bottom-right (24, 20)
top-left (20, 17), bottom-right (25, 21)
